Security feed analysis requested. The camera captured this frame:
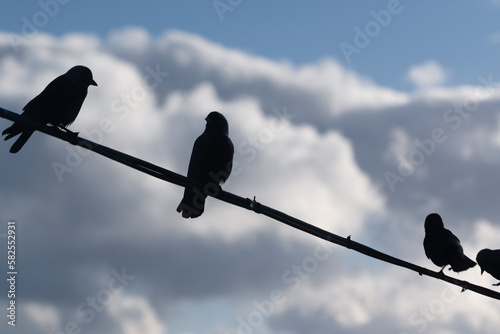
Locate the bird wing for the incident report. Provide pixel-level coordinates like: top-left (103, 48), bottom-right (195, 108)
top-left (22, 73), bottom-right (81, 122)
top-left (423, 237), bottom-right (432, 259)
top-left (444, 228), bottom-right (460, 244)
top-left (186, 133), bottom-right (210, 182)
top-left (187, 133), bottom-right (234, 185)
top-left (438, 229), bottom-right (466, 262)
top-left (424, 229), bottom-right (454, 266)
top-left (210, 134), bottom-right (234, 184)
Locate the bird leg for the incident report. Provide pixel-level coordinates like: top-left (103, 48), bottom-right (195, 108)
top-left (210, 183), bottom-right (224, 198)
top-left (51, 125), bottom-right (79, 144)
top-left (49, 124), bottom-right (77, 135)
top-left (57, 126), bottom-right (79, 136)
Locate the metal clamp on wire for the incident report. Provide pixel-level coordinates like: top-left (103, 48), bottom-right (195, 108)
top-left (346, 235), bottom-right (353, 249)
top-left (248, 196), bottom-right (263, 214)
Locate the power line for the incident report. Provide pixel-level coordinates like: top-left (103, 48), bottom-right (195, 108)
top-left (1, 107), bottom-right (499, 301)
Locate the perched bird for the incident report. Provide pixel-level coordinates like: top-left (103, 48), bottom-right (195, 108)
top-left (2, 65), bottom-right (97, 153)
top-left (423, 213), bottom-right (476, 273)
top-left (476, 249), bottom-right (500, 286)
top-left (177, 111), bottom-right (234, 218)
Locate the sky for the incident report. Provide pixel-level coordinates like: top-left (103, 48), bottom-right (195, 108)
top-left (1, 1), bottom-right (500, 333)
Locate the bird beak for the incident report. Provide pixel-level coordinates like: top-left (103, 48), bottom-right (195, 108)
top-left (90, 79), bottom-right (98, 86)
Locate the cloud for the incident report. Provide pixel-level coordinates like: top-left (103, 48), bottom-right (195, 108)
top-left (24, 302), bottom-right (61, 331)
top-left (107, 27), bottom-right (409, 119)
top-left (109, 297), bottom-right (164, 334)
top-left (487, 31), bottom-right (500, 44)
top-left (1, 28), bottom-right (500, 334)
top-left (407, 60), bottom-right (447, 88)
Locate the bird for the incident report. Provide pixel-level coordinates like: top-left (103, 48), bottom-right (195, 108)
top-left (423, 213), bottom-right (476, 273)
top-left (2, 65), bottom-right (97, 153)
top-left (476, 249), bottom-right (500, 286)
top-left (177, 111), bottom-right (234, 219)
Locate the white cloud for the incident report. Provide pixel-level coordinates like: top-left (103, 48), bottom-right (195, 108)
top-left (487, 31), bottom-right (500, 44)
top-left (106, 27), bottom-right (409, 117)
top-left (383, 127), bottom-right (411, 166)
top-left (109, 297), bottom-right (164, 334)
top-left (24, 302), bottom-right (61, 331)
top-left (407, 60), bottom-right (447, 88)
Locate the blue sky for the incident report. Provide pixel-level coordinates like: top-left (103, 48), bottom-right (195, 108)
top-left (2, 1), bottom-right (500, 334)
top-left (3, 0), bottom-right (500, 89)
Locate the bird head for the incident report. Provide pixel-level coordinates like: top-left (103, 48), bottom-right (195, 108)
top-left (424, 213), bottom-right (444, 232)
top-left (476, 249), bottom-right (491, 275)
top-left (205, 111), bottom-right (229, 135)
top-left (67, 65), bottom-right (98, 87)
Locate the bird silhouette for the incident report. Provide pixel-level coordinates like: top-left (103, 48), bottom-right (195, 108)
top-left (476, 249), bottom-right (500, 286)
top-left (423, 213), bottom-right (476, 273)
top-left (2, 65), bottom-right (97, 153)
top-left (177, 111), bottom-right (234, 218)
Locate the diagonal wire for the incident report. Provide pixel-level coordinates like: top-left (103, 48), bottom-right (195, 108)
top-left (1, 107), bottom-right (499, 301)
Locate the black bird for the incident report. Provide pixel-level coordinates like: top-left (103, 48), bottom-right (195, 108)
top-left (2, 65), bottom-right (97, 153)
top-left (177, 111), bottom-right (234, 218)
top-left (476, 249), bottom-right (500, 286)
top-left (423, 213), bottom-right (476, 273)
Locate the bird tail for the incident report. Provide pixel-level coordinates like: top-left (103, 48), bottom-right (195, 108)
top-left (176, 187), bottom-right (206, 219)
top-left (450, 255), bottom-right (476, 273)
top-left (9, 130), bottom-right (34, 153)
top-left (2, 123), bottom-right (23, 141)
